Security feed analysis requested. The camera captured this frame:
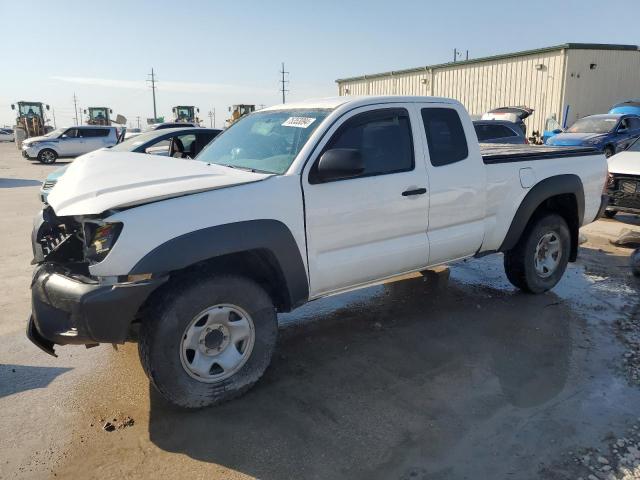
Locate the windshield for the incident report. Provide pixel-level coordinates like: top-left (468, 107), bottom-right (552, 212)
top-left (44, 128), bottom-right (65, 138)
top-left (89, 108), bottom-right (108, 120)
top-left (195, 109), bottom-right (330, 174)
top-left (567, 117), bottom-right (618, 134)
top-left (19, 103), bottom-right (43, 117)
top-left (175, 107), bottom-right (193, 120)
top-left (110, 130), bottom-right (166, 151)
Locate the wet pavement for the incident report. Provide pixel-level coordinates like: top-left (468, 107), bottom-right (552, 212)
top-left (1, 142), bottom-right (640, 479)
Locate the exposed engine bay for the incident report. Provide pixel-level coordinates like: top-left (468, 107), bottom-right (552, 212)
top-left (32, 206), bottom-right (120, 277)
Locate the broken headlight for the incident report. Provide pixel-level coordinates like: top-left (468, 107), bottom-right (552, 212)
top-left (84, 222), bottom-right (123, 263)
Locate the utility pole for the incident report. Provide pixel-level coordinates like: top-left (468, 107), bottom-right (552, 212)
top-left (147, 68), bottom-right (158, 121)
top-left (280, 62), bottom-right (289, 104)
top-left (208, 108), bottom-right (216, 128)
top-left (52, 108), bottom-right (57, 128)
top-left (73, 93), bottom-right (79, 125)
top-left (136, 116), bottom-right (141, 129)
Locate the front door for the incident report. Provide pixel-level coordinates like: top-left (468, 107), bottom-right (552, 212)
top-left (57, 128), bottom-right (83, 156)
top-left (302, 105), bottom-right (430, 297)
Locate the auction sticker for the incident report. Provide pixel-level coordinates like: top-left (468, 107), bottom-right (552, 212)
top-left (282, 117), bottom-right (316, 128)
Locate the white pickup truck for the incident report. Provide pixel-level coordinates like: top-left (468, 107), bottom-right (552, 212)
top-left (28, 96), bottom-right (608, 408)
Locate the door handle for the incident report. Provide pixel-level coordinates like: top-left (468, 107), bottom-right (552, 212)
top-left (402, 188), bottom-right (427, 196)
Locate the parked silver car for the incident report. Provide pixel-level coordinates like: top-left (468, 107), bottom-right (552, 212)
top-left (21, 125), bottom-right (123, 164)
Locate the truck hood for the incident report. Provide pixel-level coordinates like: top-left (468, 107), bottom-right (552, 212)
top-left (47, 151), bottom-right (272, 216)
top-left (608, 151), bottom-right (640, 175)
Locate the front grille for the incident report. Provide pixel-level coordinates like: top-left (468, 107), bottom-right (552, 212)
top-left (609, 174), bottom-right (640, 210)
top-left (42, 180), bottom-right (57, 190)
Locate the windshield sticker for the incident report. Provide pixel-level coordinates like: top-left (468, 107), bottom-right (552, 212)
top-left (282, 117), bottom-right (316, 128)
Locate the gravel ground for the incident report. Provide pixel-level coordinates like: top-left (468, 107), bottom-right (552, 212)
top-left (2, 142), bottom-right (640, 479)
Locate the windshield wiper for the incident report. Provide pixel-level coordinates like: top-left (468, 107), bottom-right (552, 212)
top-left (216, 163), bottom-right (274, 174)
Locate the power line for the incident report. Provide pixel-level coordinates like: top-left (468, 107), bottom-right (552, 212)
top-left (280, 62), bottom-right (289, 104)
top-left (147, 68), bottom-right (158, 121)
top-left (72, 93), bottom-right (79, 125)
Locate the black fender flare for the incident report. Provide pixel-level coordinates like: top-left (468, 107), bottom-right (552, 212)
top-left (499, 174), bottom-right (584, 260)
top-left (129, 220), bottom-right (309, 310)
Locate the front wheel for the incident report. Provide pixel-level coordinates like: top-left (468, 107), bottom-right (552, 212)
top-left (37, 149), bottom-right (58, 164)
top-left (504, 213), bottom-right (571, 293)
top-left (139, 275), bottom-right (277, 408)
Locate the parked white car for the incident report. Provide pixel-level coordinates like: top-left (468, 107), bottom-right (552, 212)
top-left (29, 96), bottom-right (607, 408)
top-left (0, 128), bottom-right (14, 142)
top-left (22, 126), bottom-right (122, 164)
top-left (604, 136), bottom-right (640, 218)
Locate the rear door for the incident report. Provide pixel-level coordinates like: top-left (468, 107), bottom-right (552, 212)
top-left (302, 105), bottom-right (430, 297)
top-left (418, 104), bottom-right (486, 265)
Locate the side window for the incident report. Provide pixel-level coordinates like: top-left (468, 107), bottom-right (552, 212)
top-left (627, 117), bottom-right (640, 130)
top-left (421, 108), bottom-right (468, 167)
top-left (95, 129), bottom-right (110, 137)
top-left (178, 134), bottom-right (196, 154)
top-left (62, 128), bottom-right (78, 138)
top-left (474, 124), bottom-right (491, 141)
top-left (493, 125), bottom-right (517, 138)
top-left (313, 108), bottom-right (414, 182)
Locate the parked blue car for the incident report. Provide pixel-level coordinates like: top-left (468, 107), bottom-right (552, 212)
top-left (546, 114), bottom-right (640, 157)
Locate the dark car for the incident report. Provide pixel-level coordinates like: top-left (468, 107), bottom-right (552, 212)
top-left (546, 114), bottom-right (640, 157)
top-left (473, 120), bottom-right (527, 144)
top-left (40, 127), bottom-right (221, 202)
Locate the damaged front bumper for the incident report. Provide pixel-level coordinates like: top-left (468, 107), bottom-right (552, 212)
top-left (29, 264), bottom-right (167, 356)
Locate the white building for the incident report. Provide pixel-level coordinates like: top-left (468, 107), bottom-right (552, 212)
top-left (336, 43), bottom-right (640, 134)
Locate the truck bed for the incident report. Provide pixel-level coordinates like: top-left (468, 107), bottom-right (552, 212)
top-left (480, 144), bottom-right (599, 164)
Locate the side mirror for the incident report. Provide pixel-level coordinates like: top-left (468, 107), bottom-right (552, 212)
top-left (110, 109), bottom-right (113, 114)
top-left (46, 105), bottom-right (50, 110)
top-left (314, 148), bottom-right (364, 182)
top-left (11, 104), bottom-right (15, 110)
top-left (197, 108), bottom-right (200, 113)
top-left (83, 109), bottom-right (87, 114)
top-left (552, 128), bottom-right (563, 134)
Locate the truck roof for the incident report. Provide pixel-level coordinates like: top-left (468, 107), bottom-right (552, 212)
top-left (262, 96), bottom-right (462, 111)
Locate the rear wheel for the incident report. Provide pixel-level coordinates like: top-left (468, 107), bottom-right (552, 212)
top-left (139, 275), bottom-right (277, 408)
top-left (504, 213), bottom-right (570, 293)
top-left (37, 149), bottom-right (58, 164)
top-left (603, 210), bottom-right (618, 219)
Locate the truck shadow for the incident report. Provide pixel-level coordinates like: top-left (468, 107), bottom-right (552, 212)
top-left (0, 364), bottom-right (72, 398)
top-left (147, 273), bottom-right (574, 479)
top-left (0, 178), bottom-right (42, 188)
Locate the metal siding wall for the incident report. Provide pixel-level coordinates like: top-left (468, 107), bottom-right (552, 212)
top-left (430, 51), bottom-right (565, 133)
top-left (563, 49), bottom-right (640, 125)
top-left (336, 50), bottom-right (571, 133)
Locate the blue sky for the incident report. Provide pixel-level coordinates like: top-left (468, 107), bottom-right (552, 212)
top-left (1, 0), bottom-right (639, 128)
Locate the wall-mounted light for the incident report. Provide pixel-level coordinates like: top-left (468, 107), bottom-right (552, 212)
top-left (590, 63), bottom-right (597, 70)
top-left (344, 88), bottom-right (350, 94)
top-left (421, 78), bottom-right (428, 84)
top-left (535, 64), bottom-right (546, 71)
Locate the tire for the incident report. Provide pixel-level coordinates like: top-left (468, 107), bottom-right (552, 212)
top-left (604, 145), bottom-right (615, 158)
top-left (139, 274), bottom-right (277, 408)
top-left (37, 149), bottom-right (58, 164)
top-left (504, 213), bottom-right (571, 294)
top-left (603, 210), bottom-right (618, 219)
